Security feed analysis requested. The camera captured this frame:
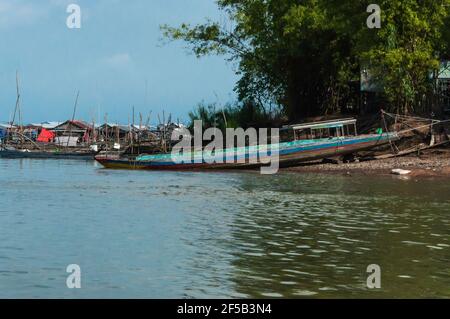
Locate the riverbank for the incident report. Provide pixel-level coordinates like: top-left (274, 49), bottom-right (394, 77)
top-left (285, 147), bottom-right (450, 178)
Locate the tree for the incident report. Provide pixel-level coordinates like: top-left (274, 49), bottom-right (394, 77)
top-left (162, 0), bottom-right (450, 120)
top-left (359, 0), bottom-right (450, 114)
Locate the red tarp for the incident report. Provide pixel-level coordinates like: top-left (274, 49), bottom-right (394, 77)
top-left (37, 128), bottom-right (55, 143)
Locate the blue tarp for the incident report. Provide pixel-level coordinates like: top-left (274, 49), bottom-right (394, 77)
top-left (0, 128), bottom-right (6, 139)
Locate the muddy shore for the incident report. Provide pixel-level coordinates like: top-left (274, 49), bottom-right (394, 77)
top-left (284, 148), bottom-right (450, 178)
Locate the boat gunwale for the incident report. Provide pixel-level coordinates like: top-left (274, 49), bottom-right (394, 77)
top-left (95, 133), bottom-right (398, 168)
top-left (133, 133), bottom-right (397, 162)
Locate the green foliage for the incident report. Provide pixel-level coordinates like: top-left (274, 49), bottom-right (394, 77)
top-left (187, 101), bottom-right (283, 131)
top-left (162, 0), bottom-right (450, 119)
top-left (358, 0), bottom-right (449, 113)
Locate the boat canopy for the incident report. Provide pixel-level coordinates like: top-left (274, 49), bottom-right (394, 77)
top-left (281, 118), bottom-right (358, 141)
top-left (281, 118), bottom-right (357, 131)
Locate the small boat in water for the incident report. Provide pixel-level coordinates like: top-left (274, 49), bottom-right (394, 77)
top-left (95, 118), bottom-right (399, 170)
top-left (0, 146), bottom-right (97, 160)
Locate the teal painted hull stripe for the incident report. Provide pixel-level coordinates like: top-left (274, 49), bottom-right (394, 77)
top-left (127, 134), bottom-right (394, 167)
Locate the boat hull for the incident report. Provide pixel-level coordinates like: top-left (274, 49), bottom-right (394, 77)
top-left (95, 133), bottom-right (397, 171)
top-left (0, 149), bottom-right (96, 160)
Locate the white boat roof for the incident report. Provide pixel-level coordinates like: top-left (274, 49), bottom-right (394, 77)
top-left (0, 123), bottom-right (15, 129)
top-left (30, 121), bottom-right (63, 129)
top-left (282, 118), bottom-right (357, 131)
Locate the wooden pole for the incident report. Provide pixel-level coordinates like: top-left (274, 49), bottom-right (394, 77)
top-left (132, 107), bottom-right (135, 154)
top-left (138, 112), bottom-right (143, 152)
top-left (145, 111), bottom-right (152, 139)
top-left (145, 111), bottom-right (152, 128)
top-left (158, 113), bottom-right (162, 150)
top-left (222, 108), bottom-right (227, 128)
top-left (10, 71), bottom-right (20, 127)
top-left (104, 113), bottom-right (109, 154)
top-left (127, 115), bottom-right (130, 144)
top-left (132, 106), bottom-right (135, 132)
top-left (116, 123), bottom-right (119, 145)
top-left (163, 111), bottom-right (167, 153)
top-left (91, 116), bottom-right (96, 144)
top-left (9, 71), bottom-right (21, 143)
top-left (66, 90), bottom-right (80, 148)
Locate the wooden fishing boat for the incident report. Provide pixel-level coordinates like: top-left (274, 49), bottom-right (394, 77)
top-left (95, 118), bottom-right (399, 170)
top-left (0, 76), bottom-right (98, 161)
top-left (0, 146), bottom-right (97, 160)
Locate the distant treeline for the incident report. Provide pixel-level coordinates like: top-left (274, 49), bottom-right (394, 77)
top-left (163, 0), bottom-right (450, 123)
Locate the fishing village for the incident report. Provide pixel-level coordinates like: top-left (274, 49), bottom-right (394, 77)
top-left (1, 72), bottom-right (450, 176)
top-left (2, 111), bottom-right (450, 177)
top-left (1, 1), bottom-right (450, 176)
top-left (2, 0), bottom-right (450, 301)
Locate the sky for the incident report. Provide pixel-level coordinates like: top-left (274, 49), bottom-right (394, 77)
top-left (0, 0), bottom-right (238, 125)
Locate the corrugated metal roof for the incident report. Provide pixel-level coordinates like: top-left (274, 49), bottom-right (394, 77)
top-left (30, 122), bottom-right (63, 129)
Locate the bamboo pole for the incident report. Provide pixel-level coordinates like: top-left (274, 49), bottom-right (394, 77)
top-left (131, 118), bottom-right (134, 153)
top-left (10, 71), bottom-right (20, 128)
top-left (65, 90), bottom-right (80, 148)
top-left (8, 71), bottom-right (21, 143)
top-left (104, 113), bottom-right (109, 154)
top-left (116, 123), bottom-right (119, 145)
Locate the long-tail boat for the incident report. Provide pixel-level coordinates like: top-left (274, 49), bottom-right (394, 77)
top-left (95, 118), bottom-right (399, 170)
